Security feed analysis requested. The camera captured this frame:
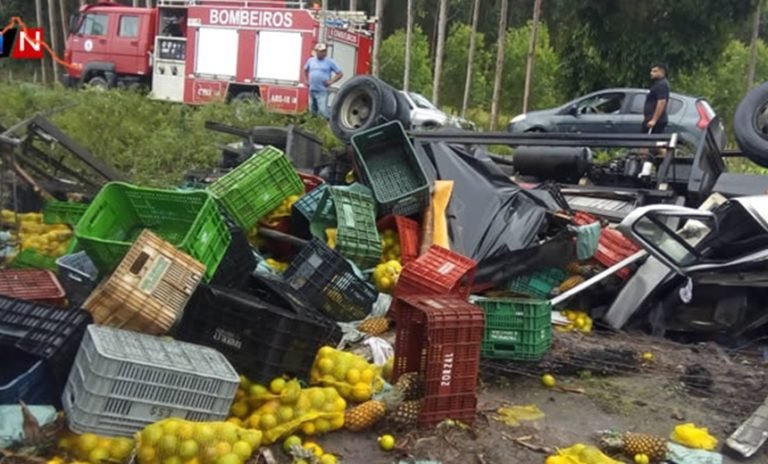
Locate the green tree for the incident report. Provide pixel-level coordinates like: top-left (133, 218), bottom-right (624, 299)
top-left (553, 0), bottom-right (754, 97)
top-left (675, 38), bottom-right (768, 138)
top-left (379, 26), bottom-right (433, 96)
top-left (500, 21), bottom-right (561, 115)
top-left (440, 22), bottom-right (491, 111)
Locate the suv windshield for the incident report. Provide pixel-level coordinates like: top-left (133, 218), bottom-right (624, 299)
top-left (409, 92), bottom-right (437, 110)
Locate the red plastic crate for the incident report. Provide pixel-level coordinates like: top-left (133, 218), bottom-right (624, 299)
top-left (0, 269), bottom-right (66, 307)
top-left (393, 246), bottom-right (477, 300)
top-left (392, 295), bottom-right (484, 426)
top-left (298, 173), bottom-right (325, 193)
top-left (572, 211), bottom-right (599, 226)
top-left (420, 393), bottom-right (477, 426)
top-left (377, 215), bottom-right (421, 264)
top-left (594, 228), bottom-right (641, 279)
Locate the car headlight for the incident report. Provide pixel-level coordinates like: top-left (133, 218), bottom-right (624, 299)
top-left (510, 114), bottom-right (527, 123)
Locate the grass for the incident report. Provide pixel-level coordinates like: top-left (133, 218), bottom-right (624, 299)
top-left (0, 82), bottom-right (342, 187)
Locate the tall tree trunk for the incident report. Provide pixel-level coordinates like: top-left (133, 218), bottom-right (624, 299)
top-left (35, 0), bottom-right (48, 84)
top-left (431, 0), bottom-right (448, 104)
top-left (48, 0), bottom-right (59, 83)
top-left (133, 0), bottom-right (138, 6)
top-left (349, 0), bottom-right (357, 10)
top-left (146, 0), bottom-right (153, 7)
top-left (461, 0), bottom-right (480, 118)
top-left (319, 0), bottom-right (328, 44)
top-left (403, 0), bottom-right (413, 91)
top-left (490, 0), bottom-right (509, 130)
top-left (59, 0), bottom-right (68, 54)
top-left (372, 0), bottom-right (384, 76)
top-left (522, 0), bottom-right (543, 113)
top-left (747, 0), bottom-right (761, 91)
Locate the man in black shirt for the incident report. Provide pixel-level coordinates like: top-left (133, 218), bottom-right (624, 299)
top-left (642, 63), bottom-right (670, 134)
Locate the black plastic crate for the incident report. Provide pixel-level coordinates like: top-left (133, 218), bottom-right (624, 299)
top-left (173, 283), bottom-right (340, 384)
top-left (56, 251), bottom-right (99, 308)
top-left (313, 152), bottom-right (354, 186)
top-left (0, 348), bottom-right (55, 405)
top-left (210, 215), bottom-right (257, 289)
top-left (0, 297), bottom-right (92, 405)
top-left (283, 238), bottom-right (377, 322)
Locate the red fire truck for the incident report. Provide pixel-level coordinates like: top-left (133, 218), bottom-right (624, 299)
top-left (62, 0), bottom-right (374, 114)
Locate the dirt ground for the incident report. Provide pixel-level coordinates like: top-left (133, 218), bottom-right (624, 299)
top-left (265, 331), bottom-right (768, 464)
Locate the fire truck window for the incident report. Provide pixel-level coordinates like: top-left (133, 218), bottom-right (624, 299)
top-left (256, 31), bottom-right (302, 82)
top-left (195, 27), bottom-right (238, 77)
top-left (79, 14), bottom-right (108, 36)
top-left (119, 16), bottom-right (139, 38)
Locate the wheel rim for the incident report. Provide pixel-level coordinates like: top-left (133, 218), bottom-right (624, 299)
top-left (339, 88), bottom-right (372, 129)
top-left (753, 102), bottom-right (768, 141)
top-left (87, 79), bottom-right (107, 91)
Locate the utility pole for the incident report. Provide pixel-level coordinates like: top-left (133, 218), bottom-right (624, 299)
top-left (403, 0), bottom-right (413, 91)
top-left (133, 0), bottom-right (138, 6)
top-left (319, 0), bottom-right (328, 45)
top-left (490, 0), bottom-right (509, 130)
top-left (48, 0), bottom-right (60, 83)
top-left (522, 0), bottom-right (543, 113)
top-left (372, 0), bottom-right (383, 76)
top-left (59, 0), bottom-right (68, 53)
top-left (432, 0), bottom-right (448, 105)
top-left (461, 0), bottom-right (480, 118)
top-left (146, 0), bottom-right (153, 7)
top-left (349, 0), bottom-right (357, 10)
top-left (747, 0), bottom-right (761, 91)
top-left (35, 0), bottom-right (48, 83)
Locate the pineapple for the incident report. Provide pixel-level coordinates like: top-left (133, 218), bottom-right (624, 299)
top-left (394, 372), bottom-right (424, 401)
top-left (344, 389), bottom-right (403, 432)
top-left (387, 400), bottom-right (421, 429)
top-left (557, 275), bottom-right (585, 294)
top-left (358, 317), bottom-right (390, 336)
top-left (599, 431), bottom-right (668, 462)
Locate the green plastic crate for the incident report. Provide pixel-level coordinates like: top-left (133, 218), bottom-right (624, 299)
top-left (506, 268), bottom-right (567, 299)
top-left (74, 182), bottom-right (230, 280)
top-left (475, 298), bottom-right (552, 361)
top-left (350, 120), bottom-right (430, 217)
top-left (9, 249), bottom-right (58, 271)
top-left (208, 146), bottom-right (304, 231)
top-left (43, 201), bottom-right (89, 226)
top-left (310, 185), bottom-right (381, 270)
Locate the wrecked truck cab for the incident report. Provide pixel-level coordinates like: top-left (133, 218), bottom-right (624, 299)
top-left (618, 196), bottom-right (768, 277)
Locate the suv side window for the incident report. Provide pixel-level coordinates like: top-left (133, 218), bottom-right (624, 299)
top-left (630, 94), bottom-right (684, 115)
top-left (119, 16), bottom-right (139, 38)
top-left (79, 14), bottom-right (108, 36)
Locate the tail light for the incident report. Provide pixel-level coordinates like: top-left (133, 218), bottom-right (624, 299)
top-left (695, 101), bottom-right (713, 130)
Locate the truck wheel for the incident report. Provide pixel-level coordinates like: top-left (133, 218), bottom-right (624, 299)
top-left (735, 81), bottom-right (768, 167)
top-left (86, 76), bottom-right (109, 90)
top-left (330, 75), bottom-right (398, 141)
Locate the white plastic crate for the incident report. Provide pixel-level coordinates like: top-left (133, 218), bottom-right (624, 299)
top-left (62, 325), bottom-right (239, 437)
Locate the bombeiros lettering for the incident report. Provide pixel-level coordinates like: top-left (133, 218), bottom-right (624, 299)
top-left (209, 9), bottom-right (294, 28)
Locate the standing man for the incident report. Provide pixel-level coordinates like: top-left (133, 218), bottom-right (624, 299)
top-left (304, 43), bottom-right (343, 119)
top-left (642, 63), bottom-right (670, 134)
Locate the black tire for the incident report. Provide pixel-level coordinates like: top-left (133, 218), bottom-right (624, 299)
top-left (231, 91), bottom-right (260, 103)
top-left (735, 81), bottom-right (768, 167)
top-left (330, 75), bottom-right (399, 141)
top-left (394, 90), bottom-right (412, 129)
top-left (86, 75), bottom-right (108, 90)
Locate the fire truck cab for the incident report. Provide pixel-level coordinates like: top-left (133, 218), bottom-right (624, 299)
top-left (63, 0), bottom-right (374, 114)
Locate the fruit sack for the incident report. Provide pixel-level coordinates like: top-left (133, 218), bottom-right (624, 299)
top-left (134, 418), bottom-right (262, 464)
top-left (232, 378), bottom-right (346, 445)
top-left (57, 431), bottom-right (135, 464)
top-left (309, 346), bottom-right (384, 402)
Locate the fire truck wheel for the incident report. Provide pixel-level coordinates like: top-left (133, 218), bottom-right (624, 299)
top-left (86, 76), bottom-right (109, 90)
top-left (394, 90), bottom-right (412, 129)
top-left (331, 75), bottom-right (398, 141)
top-left (735, 81), bottom-right (768, 167)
